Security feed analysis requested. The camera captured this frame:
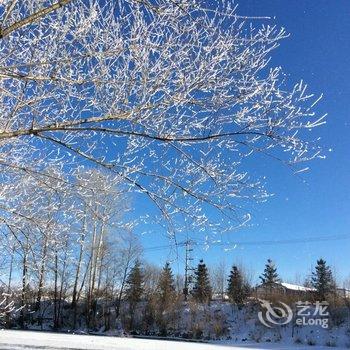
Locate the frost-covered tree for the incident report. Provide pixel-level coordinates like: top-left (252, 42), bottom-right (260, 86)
top-left (0, 0), bottom-right (326, 237)
top-left (192, 259), bottom-right (212, 303)
top-left (311, 259), bottom-right (335, 300)
top-left (259, 259), bottom-right (280, 285)
top-left (0, 165), bottom-right (129, 329)
top-left (0, 0), bottom-right (328, 323)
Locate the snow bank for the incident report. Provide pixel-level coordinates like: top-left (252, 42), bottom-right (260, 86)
top-left (0, 330), bottom-right (349, 350)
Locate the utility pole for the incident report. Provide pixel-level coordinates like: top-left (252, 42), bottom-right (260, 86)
top-left (183, 239), bottom-right (194, 301)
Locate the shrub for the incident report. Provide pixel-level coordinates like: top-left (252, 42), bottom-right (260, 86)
top-left (325, 340), bottom-right (337, 347)
top-left (307, 339), bottom-right (316, 346)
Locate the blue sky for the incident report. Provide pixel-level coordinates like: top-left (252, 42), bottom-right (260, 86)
top-left (138, 1), bottom-right (350, 285)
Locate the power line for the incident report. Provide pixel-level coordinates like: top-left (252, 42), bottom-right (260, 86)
top-left (221, 234), bottom-right (350, 247)
top-left (143, 234), bottom-right (349, 252)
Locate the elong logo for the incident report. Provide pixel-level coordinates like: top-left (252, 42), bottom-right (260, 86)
top-left (258, 300), bottom-right (293, 328)
top-left (258, 300), bottom-right (329, 329)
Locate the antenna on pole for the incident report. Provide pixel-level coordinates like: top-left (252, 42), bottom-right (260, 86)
top-left (183, 239), bottom-right (194, 301)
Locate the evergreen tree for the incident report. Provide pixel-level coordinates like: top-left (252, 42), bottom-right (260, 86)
top-left (311, 259), bottom-right (335, 300)
top-left (227, 265), bottom-right (250, 305)
top-left (157, 262), bottom-right (175, 306)
top-left (125, 260), bottom-right (143, 329)
top-left (259, 259), bottom-right (280, 285)
top-left (125, 260), bottom-right (144, 304)
top-left (156, 262), bottom-right (176, 335)
top-left (192, 259), bottom-right (212, 303)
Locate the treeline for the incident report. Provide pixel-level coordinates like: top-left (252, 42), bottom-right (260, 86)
top-left (258, 258), bottom-right (341, 300)
top-left (0, 245), bottom-right (346, 335)
top-left (0, 165), bottom-right (346, 334)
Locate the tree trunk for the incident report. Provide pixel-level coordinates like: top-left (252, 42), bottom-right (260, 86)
top-left (5, 244), bottom-right (15, 328)
top-left (53, 250), bottom-right (58, 329)
top-left (36, 234), bottom-right (48, 312)
top-left (20, 241), bottom-right (28, 329)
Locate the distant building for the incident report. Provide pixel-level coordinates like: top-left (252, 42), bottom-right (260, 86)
top-left (255, 282), bottom-right (316, 298)
top-left (211, 293), bottom-right (229, 301)
top-left (336, 288), bottom-right (350, 299)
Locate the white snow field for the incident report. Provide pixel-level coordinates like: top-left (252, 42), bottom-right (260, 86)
top-left (0, 330), bottom-right (348, 350)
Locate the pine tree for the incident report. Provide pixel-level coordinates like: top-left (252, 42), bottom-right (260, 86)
top-left (227, 265), bottom-right (250, 306)
top-left (155, 262), bottom-right (176, 335)
top-left (311, 259), bottom-right (335, 300)
top-left (158, 262), bottom-right (175, 306)
top-left (192, 259), bottom-right (212, 303)
top-left (125, 260), bottom-right (144, 304)
top-left (259, 259), bottom-right (280, 285)
top-left (125, 260), bottom-right (143, 329)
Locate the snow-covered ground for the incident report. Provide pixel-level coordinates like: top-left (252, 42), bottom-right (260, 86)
top-left (0, 330), bottom-right (349, 350)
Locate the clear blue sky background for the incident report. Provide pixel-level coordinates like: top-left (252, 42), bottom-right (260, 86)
top-left (138, 1), bottom-right (350, 285)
